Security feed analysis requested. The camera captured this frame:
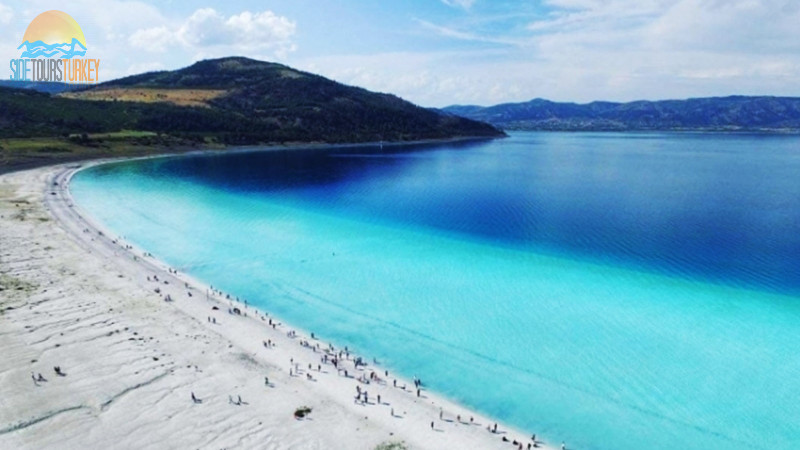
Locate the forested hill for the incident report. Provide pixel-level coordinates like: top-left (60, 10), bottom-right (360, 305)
top-left (443, 96), bottom-right (800, 132)
top-left (1, 57), bottom-right (503, 144)
top-left (54, 56), bottom-right (505, 143)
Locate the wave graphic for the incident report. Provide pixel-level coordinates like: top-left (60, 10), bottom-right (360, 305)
top-left (18, 38), bottom-right (87, 59)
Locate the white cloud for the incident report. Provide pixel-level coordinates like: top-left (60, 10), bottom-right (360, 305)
top-left (291, 50), bottom-right (530, 107)
top-left (415, 19), bottom-right (522, 45)
top-left (130, 8), bottom-right (296, 58)
top-left (0, 3), bottom-right (12, 25)
top-left (441, 0), bottom-right (476, 10)
top-left (129, 26), bottom-right (172, 53)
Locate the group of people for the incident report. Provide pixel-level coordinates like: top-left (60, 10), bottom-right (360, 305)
top-left (153, 262), bottom-right (569, 450)
top-left (31, 366), bottom-right (66, 386)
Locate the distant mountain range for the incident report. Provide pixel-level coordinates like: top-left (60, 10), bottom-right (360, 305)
top-left (443, 96), bottom-right (800, 132)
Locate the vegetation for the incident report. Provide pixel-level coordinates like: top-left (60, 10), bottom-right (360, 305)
top-left (0, 57), bottom-right (504, 173)
top-left (61, 88), bottom-right (227, 108)
top-left (443, 96), bottom-right (800, 131)
top-left (374, 442), bottom-right (408, 450)
top-left (293, 406), bottom-right (312, 419)
top-left (0, 80), bottom-right (82, 94)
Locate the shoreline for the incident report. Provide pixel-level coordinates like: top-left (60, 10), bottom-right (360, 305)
top-left (1, 162), bottom-right (553, 449)
top-left (0, 134), bottom-right (504, 176)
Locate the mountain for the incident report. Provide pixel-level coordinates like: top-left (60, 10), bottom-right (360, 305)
top-left (443, 96), bottom-right (800, 131)
top-left (51, 56), bottom-right (504, 143)
top-left (0, 57), bottom-right (504, 172)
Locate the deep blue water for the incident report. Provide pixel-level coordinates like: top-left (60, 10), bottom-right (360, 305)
top-left (72, 132), bottom-right (800, 449)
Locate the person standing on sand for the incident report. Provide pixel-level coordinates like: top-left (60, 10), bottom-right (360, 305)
top-left (430, 421), bottom-right (434, 430)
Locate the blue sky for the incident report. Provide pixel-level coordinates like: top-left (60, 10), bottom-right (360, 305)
top-left (2, 1), bottom-right (800, 107)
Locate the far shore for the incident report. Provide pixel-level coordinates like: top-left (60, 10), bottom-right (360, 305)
top-left (0, 160), bottom-right (554, 449)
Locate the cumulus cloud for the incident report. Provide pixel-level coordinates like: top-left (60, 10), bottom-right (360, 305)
top-left (130, 8), bottom-right (296, 58)
top-left (129, 26), bottom-right (172, 53)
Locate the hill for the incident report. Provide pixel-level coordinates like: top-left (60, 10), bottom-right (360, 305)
top-left (55, 57), bottom-right (504, 143)
top-left (0, 57), bottom-right (504, 172)
top-left (443, 96), bottom-right (800, 131)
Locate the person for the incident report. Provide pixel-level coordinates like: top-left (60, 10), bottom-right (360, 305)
top-left (561, 442), bottom-right (566, 450)
top-left (416, 388), bottom-right (420, 397)
top-left (264, 376), bottom-right (269, 386)
top-left (439, 409), bottom-right (443, 419)
top-left (493, 423), bottom-right (498, 433)
top-left (377, 394), bottom-right (381, 404)
top-left (430, 421), bottom-right (434, 430)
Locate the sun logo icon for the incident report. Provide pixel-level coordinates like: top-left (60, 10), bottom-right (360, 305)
top-left (18, 10), bottom-right (88, 59)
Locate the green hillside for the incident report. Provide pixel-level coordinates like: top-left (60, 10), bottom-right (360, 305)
top-left (0, 57), bottom-right (504, 172)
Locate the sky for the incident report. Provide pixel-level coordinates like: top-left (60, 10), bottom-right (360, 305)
top-left (2, 0), bottom-right (800, 107)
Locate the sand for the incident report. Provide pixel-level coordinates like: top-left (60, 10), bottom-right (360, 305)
top-left (0, 163), bottom-right (554, 450)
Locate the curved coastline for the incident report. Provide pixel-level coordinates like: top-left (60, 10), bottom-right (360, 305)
top-left (0, 158), bottom-right (549, 449)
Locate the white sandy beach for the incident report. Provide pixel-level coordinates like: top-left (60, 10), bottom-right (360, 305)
top-left (0, 163), bottom-right (553, 450)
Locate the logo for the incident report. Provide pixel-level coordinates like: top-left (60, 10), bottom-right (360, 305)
top-left (9, 10), bottom-right (100, 84)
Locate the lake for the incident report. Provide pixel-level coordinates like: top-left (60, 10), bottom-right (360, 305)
top-left (71, 132), bottom-right (800, 449)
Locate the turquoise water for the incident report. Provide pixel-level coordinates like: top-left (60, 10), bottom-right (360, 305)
top-left (71, 132), bottom-right (800, 449)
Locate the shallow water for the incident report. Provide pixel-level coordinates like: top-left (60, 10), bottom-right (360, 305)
top-left (72, 132), bottom-right (800, 449)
